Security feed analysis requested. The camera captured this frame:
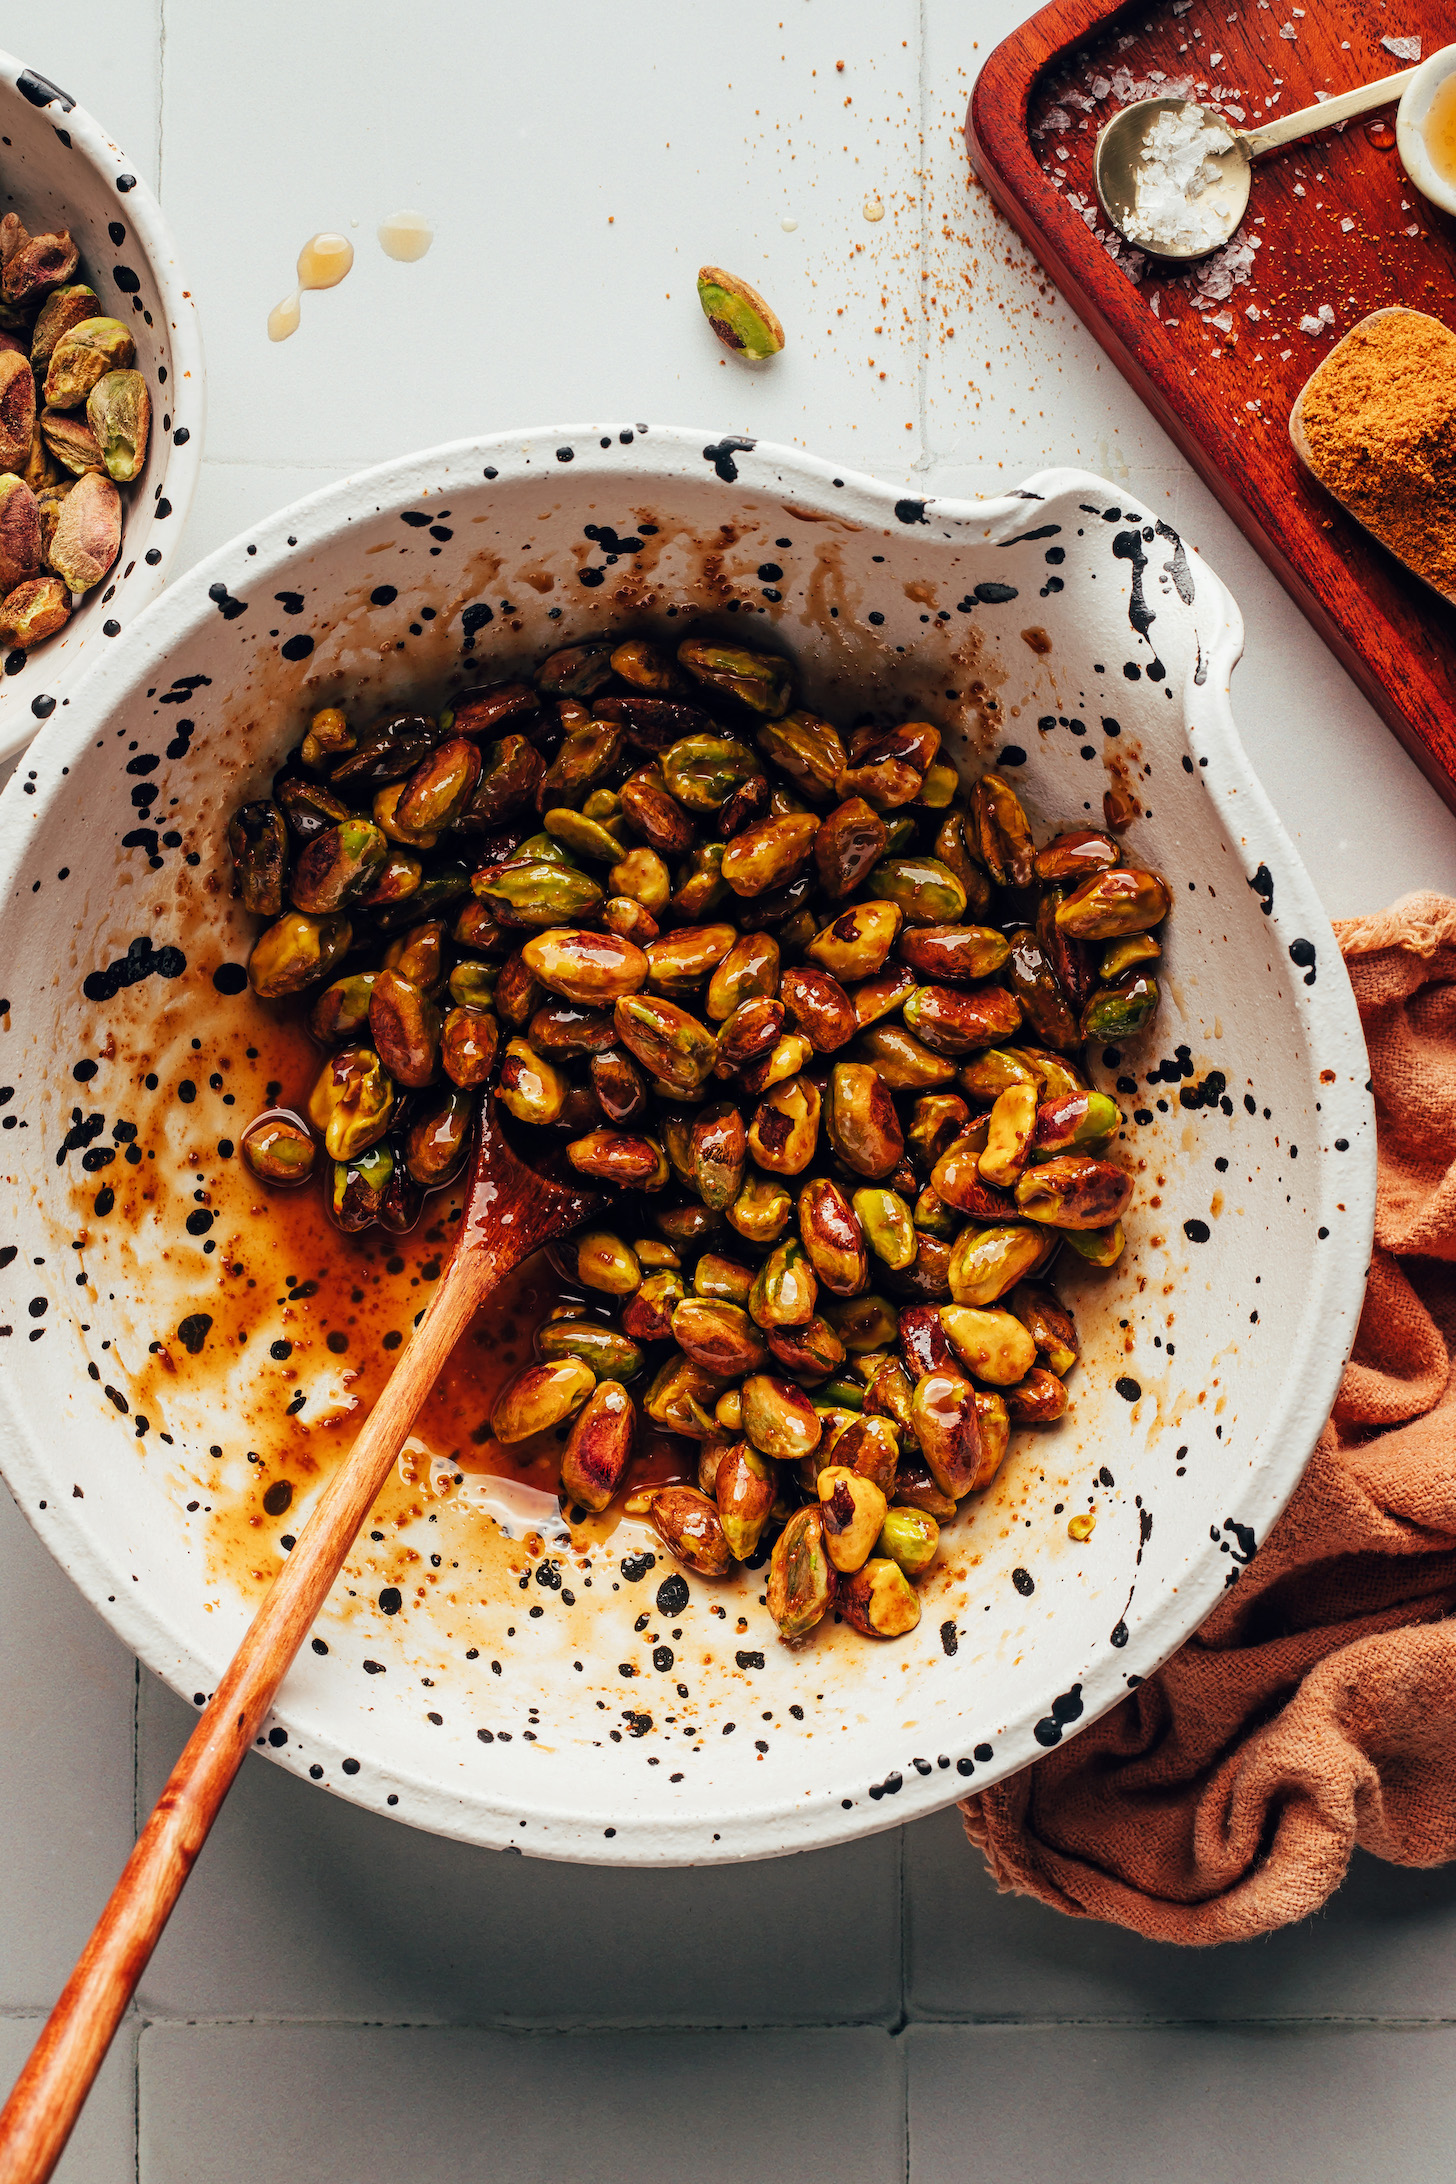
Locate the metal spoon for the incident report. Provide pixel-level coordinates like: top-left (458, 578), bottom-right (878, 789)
top-left (1094, 67), bottom-right (1417, 261)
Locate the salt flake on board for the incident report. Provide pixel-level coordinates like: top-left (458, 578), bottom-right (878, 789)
top-left (1382, 34), bottom-right (1421, 61)
top-left (1279, 21), bottom-right (1298, 38)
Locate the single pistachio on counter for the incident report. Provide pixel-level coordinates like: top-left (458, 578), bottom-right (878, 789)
top-left (696, 264), bottom-right (786, 359)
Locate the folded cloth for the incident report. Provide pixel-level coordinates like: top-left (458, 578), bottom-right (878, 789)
top-left (960, 891), bottom-right (1456, 1944)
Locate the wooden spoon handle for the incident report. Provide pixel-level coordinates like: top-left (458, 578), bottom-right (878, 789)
top-left (0, 1240), bottom-right (491, 2184)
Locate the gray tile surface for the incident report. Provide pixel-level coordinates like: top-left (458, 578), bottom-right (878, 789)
top-left (907, 2024), bottom-right (1456, 2183)
top-left (138, 2025), bottom-right (904, 2184)
top-left (0, 1490), bottom-right (137, 2009)
top-left (908, 1806), bottom-right (1456, 2023)
top-left (137, 1678), bottom-right (901, 2026)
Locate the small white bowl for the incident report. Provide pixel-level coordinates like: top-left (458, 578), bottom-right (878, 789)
top-left (1397, 43), bottom-right (1456, 218)
top-left (0, 49), bottom-right (206, 765)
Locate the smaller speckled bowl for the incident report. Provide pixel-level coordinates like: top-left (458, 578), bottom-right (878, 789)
top-left (0, 50), bottom-right (204, 764)
top-left (0, 429), bottom-right (1375, 1865)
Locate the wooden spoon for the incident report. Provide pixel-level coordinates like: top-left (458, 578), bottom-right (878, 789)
top-left (0, 1095), bottom-right (603, 2184)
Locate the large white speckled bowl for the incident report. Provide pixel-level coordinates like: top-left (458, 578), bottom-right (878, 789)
top-left (0, 48), bottom-right (204, 762)
top-left (0, 427), bottom-right (1373, 1864)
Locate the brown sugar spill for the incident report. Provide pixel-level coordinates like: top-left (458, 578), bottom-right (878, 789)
top-left (1293, 307), bottom-right (1456, 601)
top-left (228, 634), bottom-right (1172, 1647)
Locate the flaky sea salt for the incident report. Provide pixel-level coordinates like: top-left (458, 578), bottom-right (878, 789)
top-left (1382, 34), bottom-right (1421, 60)
top-left (1121, 101), bottom-right (1237, 251)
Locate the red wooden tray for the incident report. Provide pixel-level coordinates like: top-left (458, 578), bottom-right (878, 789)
top-left (967, 0), bottom-right (1456, 811)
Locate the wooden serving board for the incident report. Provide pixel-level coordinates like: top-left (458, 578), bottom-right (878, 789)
top-left (966, 0), bottom-right (1456, 810)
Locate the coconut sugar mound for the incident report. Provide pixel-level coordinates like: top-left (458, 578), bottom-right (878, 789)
top-left (1297, 309), bottom-right (1456, 600)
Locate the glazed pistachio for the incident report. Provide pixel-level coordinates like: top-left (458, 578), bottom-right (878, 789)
top-left (838, 1556), bottom-right (921, 1638)
top-left (560, 1381), bottom-right (637, 1510)
top-left (806, 899), bottom-right (901, 981)
top-left (717, 998), bottom-right (788, 1073)
top-left (307, 1044), bottom-right (394, 1160)
top-left (716, 1442), bottom-right (777, 1560)
top-left (86, 370), bottom-right (150, 483)
top-left (691, 1100), bottom-right (746, 1208)
top-left (566, 1129), bottom-right (668, 1189)
top-left (696, 265), bottom-right (786, 359)
top-left (853, 1187), bottom-right (917, 1271)
top-left (645, 1354), bottom-right (726, 1440)
top-left (647, 921), bottom-right (737, 996)
top-left (492, 1359), bottom-right (595, 1444)
top-left (726, 1170), bottom-right (793, 1245)
top-left (870, 854), bottom-right (967, 926)
top-left (814, 795), bottom-right (888, 896)
top-left (741, 1373), bottom-right (822, 1462)
top-left (940, 1304), bottom-right (1037, 1386)
top-left (856, 1027), bottom-right (958, 1093)
top-left (1055, 866), bottom-right (1172, 939)
top-left (1005, 1367), bottom-right (1070, 1422)
top-left (330, 1144), bottom-right (395, 1233)
top-left (366, 969), bottom-right (441, 1088)
top-left (901, 983), bottom-right (1024, 1056)
top-left (302, 707), bottom-right (356, 773)
top-left (909, 1369), bottom-right (983, 1499)
top-left (978, 1083), bottom-right (1039, 1189)
top-left (876, 1506), bottom-right (940, 1577)
top-left (620, 768), bottom-right (695, 855)
top-left (1004, 927), bottom-right (1079, 1051)
top-left (621, 1269), bottom-right (687, 1341)
top-left (472, 858), bottom-right (605, 929)
top-left (767, 1506), bottom-right (835, 1641)
top-left (946, 1222), bottom-right (1049, 1307)
top-left (240, 1111), bottom-right (316, 1186)
top-left (818, 1466), bottom-right (888, 1574)
top-left (1015, 1155), bottom-right (1133, 1230)
top-left (1031, 1088), bottom-right (1121, 1154)
top-left (498, 1038), bottom-right (569, 1125)
top-left (441, 1005), bottom-right (498, 1087)
top-left (672, 1296), bottom-right (769, 1378)
top-left (822, 1292), bottom-right (899, 1352)
top-left (827, 1063), bottom-right (903, 1179)
top-left (522, 928), bottom-right (649, 1005)
top-left (248, 910), bottom-right (351, 998)
top-left (613, 992), bottom-right (719, 1094)
top-left (831, 1413), bottom-right (901, 1497)
top-left (661, 734), bottom-right (761, 813)
top-left (748, 1234), bottom-right (818, 1329)
top-left (897, 923), bottom-right (1010, 983)
top-left (797, 1177), bottom-right (870, 1297)
top-left (756, 712), bottom-right (847, 803)
top-left (1009, 1282), bottom-right (1080, 1376)
top-left (747, 1072), bottom-right (821, 1175)
top-left (228, 800), bottom-right (289, 918)
top-left (721, 812), bottom-right (819, 897)
top-left (766, 1313), bottom-right (845, 1381)
top-left (971, 771), bottom-right (1034, 887)
top-left (1081, 971), bottom-right (1159, 1043)
top-left (571, 1230), bottom-right (643, 1296)
top-left (680, 637), bottom-right (794, 716)
top-left (706, 929), bottom-right (780, 1018)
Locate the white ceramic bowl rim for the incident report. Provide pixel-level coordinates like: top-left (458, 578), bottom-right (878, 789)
top-left (0, 46), bottom-right (206, 762)
top-left (0, 426), bottom-right (1375, 1863)
top-left (1396, 43), bottom-right (1456, 216)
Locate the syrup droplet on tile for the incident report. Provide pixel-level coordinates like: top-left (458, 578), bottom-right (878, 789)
top-left (378, 210), bottom-right (434, 262)
top-left (267, 289), bottom-right (302, 343)
top-left (863, 194), bottom-right (884, 222)
top-left (1367, 117), bottom-right (1396, 151)
top-left (781, 215), bottom-right (798, 232)
top-left (297, 231), bottom-right (355, 289)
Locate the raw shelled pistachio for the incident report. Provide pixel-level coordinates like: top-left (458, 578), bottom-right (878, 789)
top-left (227, 630), bottom-right (1171, 1651)
top-left (0, 215), bottom-right (156, 654)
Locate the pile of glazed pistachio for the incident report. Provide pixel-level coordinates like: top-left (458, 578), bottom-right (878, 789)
top-left (232, 630), bottom-right (1171, 1645)
top-left (0, 215), bottom-right (152, 653)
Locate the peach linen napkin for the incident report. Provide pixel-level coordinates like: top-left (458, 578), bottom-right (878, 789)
top-left (961, 891), bottom-right (1456, 1943)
